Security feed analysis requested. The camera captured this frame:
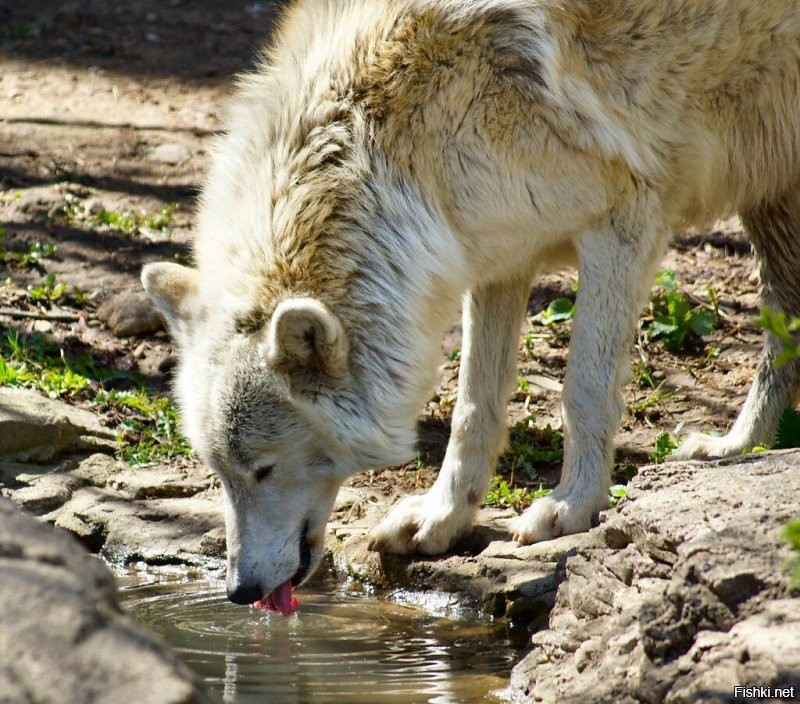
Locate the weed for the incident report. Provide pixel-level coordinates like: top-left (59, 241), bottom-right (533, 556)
top-left (774, 408), bottom-right (800, 450)
top-left (97, 389), bottom-right (193, 466)
top-left (609, 484), bottom-right (627, 507)
top-left (498, 414), bottom-right (564, 478)
top-left (95, 209), bottom-right (136, 234)
top-left (784, 519), bottom-right (800, 589)
top-left (651, 432), bottom-right (677, 464)
top-left (63, 195), bottom-right (178, 239)
top-left (484, 477), bottom-right (550, 512)
top-left (27, 273), bottom-right (67, 302)
top-left (0, 330), bottom-right (193, 465)
top-left (756, 307), bottom-right (800, 368)
top-left (647, 270), bottom-right (717, 351)
top-left (0, 331), bottom-right (92, 397)
top-left (535, 297), bottom-right (575, 325)
top-left (630, 362), bottom-right (675, 417)
top-left (523, 331), bottom-right (536, 359)
top-left (96, 203), bottom-right (178, 238)
top-left (0, 228), bottom-right (57, 269)
top-left (448, 347), bottom-right (461, 361)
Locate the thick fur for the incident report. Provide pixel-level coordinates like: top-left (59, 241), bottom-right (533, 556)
top-left (142, 0), bottom-right (800, 601)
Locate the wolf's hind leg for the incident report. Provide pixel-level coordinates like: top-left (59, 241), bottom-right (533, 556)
top-left (368, 277), bottom-right (531, 554)
top-left (674, 193), bottom-right (800, 460)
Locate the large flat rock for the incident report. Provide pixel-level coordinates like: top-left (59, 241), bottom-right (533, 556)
top-left (0, 497), bottom-right (213, 704)
top-left (510, 451), bottom-right (800, 703)
top-left (1, 451), bottom-right (224, 565)
top-left (0, 387), bottom-right (116, 460)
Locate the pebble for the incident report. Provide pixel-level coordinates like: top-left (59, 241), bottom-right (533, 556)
top-left (146, 143), bottom-right (191, 165)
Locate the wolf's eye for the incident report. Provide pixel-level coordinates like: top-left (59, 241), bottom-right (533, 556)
top-left (254, 465), bottom-right (274, 482)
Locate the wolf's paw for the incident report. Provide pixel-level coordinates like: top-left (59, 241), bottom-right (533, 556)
top-left (512, 490), bottom-right (601, 545)
top-left (367, 494), bottom-right (475, 555)
top-left (671, 431), bottom-right (745, 461)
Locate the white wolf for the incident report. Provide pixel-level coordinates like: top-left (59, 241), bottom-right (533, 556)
top-left (142, 0), bottom-right (800, 611)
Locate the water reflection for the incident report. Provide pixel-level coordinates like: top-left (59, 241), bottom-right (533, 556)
top-left (117, 568), bottom-right (516, 704)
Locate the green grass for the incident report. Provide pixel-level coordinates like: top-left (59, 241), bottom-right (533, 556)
top-left (96, 389), bottom-right (193, 465)
top-left (0, 330), bottom-right (193, 466)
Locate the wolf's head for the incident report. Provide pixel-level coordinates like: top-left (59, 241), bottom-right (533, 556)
top-left (141, 262), bottom-right (414, 613)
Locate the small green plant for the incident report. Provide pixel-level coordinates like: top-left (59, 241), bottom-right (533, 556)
top-left (756, 307), bottom-right (800, 368)
top-left (95, 203), bottom-right (178, 238)
top-left (630, 362), bottom-right (675, 417)
top-left (448, 347), bottom-right (461, 361)
top-left (784, 519), bottom-right (800, 588)
top-left (498, 414), bottom-right (564, 478)
top-left (95, 208), bottom-right (137, 234)
top-left (484, 477), bottom-right (551, 511)
top-left (96, 389), bottom-right (194, 466)
top-left (536, 297), bottom-right (575, 325)
top-left (523, 331), bottom-right (537, 359)
top-left (774, 407), bottom-right (800, 450)
top-left (0, 331), bottom-right (92, 397)
top-left (647, 270), bottom-right (717, 351)
top-left (609, 484), bottom-right (627, 507)
top-left (27, 273), bottom-right (68, 302)
top-left (651, 432), bottom-right (678, 464)
top-left (0, 228), bottom-right (57, 269)
top-left (0, 331), bottom-right (193, 464)
top-left (64, 195), bottom-right (178, 239)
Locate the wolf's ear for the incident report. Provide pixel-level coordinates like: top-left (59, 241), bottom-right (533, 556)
top-left (266, 298), bottom-right (349, 391)
top-left (141, 262), bottom-right (199, 335)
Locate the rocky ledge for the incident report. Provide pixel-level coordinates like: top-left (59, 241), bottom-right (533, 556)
top-left (0, 496), bottom-right (212, 704)
top-left (509, 452), bottom-right (800, 703)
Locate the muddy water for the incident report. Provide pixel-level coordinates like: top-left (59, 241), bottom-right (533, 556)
top-left (117, 568), bottom-right (518, 704)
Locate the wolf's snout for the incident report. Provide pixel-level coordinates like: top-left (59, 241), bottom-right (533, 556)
top-left (227, 583), bottom-right (262, 605)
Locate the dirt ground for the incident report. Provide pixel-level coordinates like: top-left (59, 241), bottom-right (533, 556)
top-left (0, 1), bottom-right (767, 503)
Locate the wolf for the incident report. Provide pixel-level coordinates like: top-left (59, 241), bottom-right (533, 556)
top-left (142, 0), bottom-right (800, 611)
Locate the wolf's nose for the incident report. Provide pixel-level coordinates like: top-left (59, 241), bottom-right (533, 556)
top-left (227, 583), bottom-right (262, 605)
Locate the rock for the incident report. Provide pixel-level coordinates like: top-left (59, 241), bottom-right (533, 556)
top-left (1, 452), bottom-right (224, 564)
top-left (329, 488), bottom-right (592, 624)
top-left (0, 387), bottom-right (116, 460)
top-left (147, 143), bottom-right (191, 165)
top-left (0, 497), bottom-right (213, 704)
top-left (83, 197), bottom-right (106, 214)
top-left (96, 289), bottom-right (164, 337)
top-left (509, 452), bottom-right (800, 703)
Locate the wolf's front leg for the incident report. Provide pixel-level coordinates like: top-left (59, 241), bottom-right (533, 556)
top-left (369, 278), bottom-right (531, 554)
top-left (514, 226), bottom-right (666, 543)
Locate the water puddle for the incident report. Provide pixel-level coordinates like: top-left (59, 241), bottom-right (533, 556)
top-left (117, 567), bottom-right (518, 704)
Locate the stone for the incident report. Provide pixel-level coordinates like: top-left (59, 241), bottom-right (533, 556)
top-left (96, 289), bottom-right (164, 337)
top-left (509, 452), bottom-right (800, 703)
top-left (147, 143), bottom-right (191, 165)
top-left (0, 387), bottom-right (116, 460)
top-left (0, 497), bottom-right (213, 704)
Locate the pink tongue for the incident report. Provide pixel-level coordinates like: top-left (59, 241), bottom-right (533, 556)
top-left (254, 579), bottom-right (299, 616)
